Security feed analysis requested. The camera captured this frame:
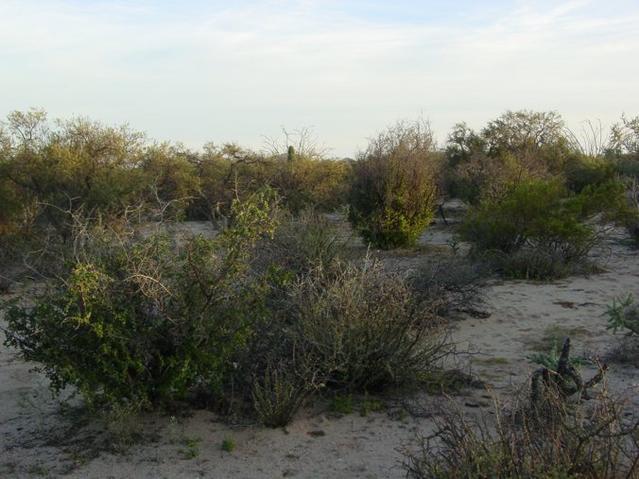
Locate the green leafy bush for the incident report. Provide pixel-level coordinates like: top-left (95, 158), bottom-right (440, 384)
top-left (3, 187), bottom-right (448, 427)
top-left (563, 154), bottom-right (617, 193)
top-left (348, 120), bottom-right (439, 249)
top-left (3, 189), bottom-right (280, 410)
top-left (460, 179), bottom-right (631, 279)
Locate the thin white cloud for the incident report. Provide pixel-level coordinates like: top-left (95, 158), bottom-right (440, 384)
top-left (0, 0), bottom-right (637, 155)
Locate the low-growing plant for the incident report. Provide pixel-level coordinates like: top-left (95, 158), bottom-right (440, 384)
top-left (251, 361), bottom-right (315, 428)
top-left (181, 438), bottom-right (201, 459)
top-left (408, 257), bottom-right (486, 316)
top-left (283, 259), bottom-right (450, 392)
top-left (527, 341), bottom-right (588, 370)
top-left (221, 438), bottom-right (235, 453)
top-left (329, 394), bottom-right (353, 415)
top-left (606, 294), bottom-right (639, 336)
top-left (359, 395), bottom-right (385, 416)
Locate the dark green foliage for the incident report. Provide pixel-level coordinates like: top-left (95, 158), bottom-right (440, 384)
top-left (460, 178), bottom-right (632, 279)
top-left (3, 189), bottom-right (280, 410)
top-left (329, 394), bottom-right (353, 414)
top-left (348, 120), bottom-right (439, 249)
top-left (221, 438), bottom-right (235, 452)
top-left (563, 154), bottom-right (617, 193)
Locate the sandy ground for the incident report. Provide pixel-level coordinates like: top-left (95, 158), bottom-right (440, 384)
top-left (1, 215), bottom-right (638, 478)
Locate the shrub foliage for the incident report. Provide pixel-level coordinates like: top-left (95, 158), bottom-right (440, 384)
top-left (3, 191), bottom-right (447, 425)
top-left (348, 120), bottom-right (439, 249)
top-left (460, 178), bottom-right (632, 279)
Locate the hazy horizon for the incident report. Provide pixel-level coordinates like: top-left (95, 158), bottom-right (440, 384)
top-left (1, 0), bottom-right (638, 157)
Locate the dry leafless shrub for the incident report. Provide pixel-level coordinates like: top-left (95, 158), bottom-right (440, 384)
top-left (404, 339), bottom-right (639, 479)
top-left (408, 256), bottom-right (488, 317)
top-left (285, 258), bottom-right (451, 391)
top-left (253, 208), bottom-right (349, 276)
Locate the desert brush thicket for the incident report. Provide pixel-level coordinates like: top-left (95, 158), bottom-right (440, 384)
top-left (1, 108), bottom-right (639, 432)
top-left (2, 189), bottom-right (448, 426)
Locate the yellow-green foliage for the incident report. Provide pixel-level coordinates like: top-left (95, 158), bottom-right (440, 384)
top-left (139, 143), bottom-right (201, 214)
top-left (444, 111), bottom-right (571, 204)
top-left (1, 110), bottom-right (148, 234)
top-left (273, 156), bottom-right (351, 213)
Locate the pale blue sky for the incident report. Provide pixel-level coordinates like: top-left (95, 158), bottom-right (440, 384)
top-left (1, 0), bottom-right (638, 156)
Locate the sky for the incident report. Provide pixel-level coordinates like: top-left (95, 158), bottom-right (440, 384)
top-left (1, 0), bottom-right (638, 157)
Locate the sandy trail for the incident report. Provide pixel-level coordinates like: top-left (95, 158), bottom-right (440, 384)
top-left (1, 222), bottom-right (638, 478)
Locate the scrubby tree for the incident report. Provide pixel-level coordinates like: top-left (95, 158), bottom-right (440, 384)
top-left (443, 111), bottom-right (571, 204)
top-left (1, 110), bottom-right (146, 235)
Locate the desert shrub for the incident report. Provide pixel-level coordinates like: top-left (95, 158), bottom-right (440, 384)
top-left (408, 257), bottom-right (486, 316)
top-left (460, 178), bottom-right (631, 279)
top-left (563, 154), bottom-right (617, 193)
top-left (191, 143), bottom-right (276, 221)
top-left (616, 157), bottom-right (639, 180)
top-left (2, 184), bottom-right (449, 426)
top-left (404, 392), bottom-right (638, 478)
top-left (280, 259), bottom-right (448, 391)
top-left (441, 123), bottom-right (487, 201)
top-left (139, 143), bottom-right (201, 218)
top-left (271, 157), bottom-right (352, 214)
top-left (404, 342), bottom-right (638, 478)
top-left (624, 180), bottom-right (639, 245)
top-left (443, 111), bottom-right (571, 204)
top-left (230, 256), bottom-right (450, 426)
top-left (251, 361), bottom-right (315, 428)
top-left (1, 110), bottom-right (147, 236)
top-left (234, 256), bottom-right (450, 425)
top-left (254, 208), bottom-right (348, 276)
top-left (2, 189), bottom-right (280, 410)
top-left (610, 115), bottom-right (639, 158)
top-left (348, 120), bottom-right (439, 249)
top-left (190, 142), bottom-right (351, 221)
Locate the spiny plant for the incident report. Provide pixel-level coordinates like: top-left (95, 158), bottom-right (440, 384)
top-left (606, 294), bottom-right (639, 336)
